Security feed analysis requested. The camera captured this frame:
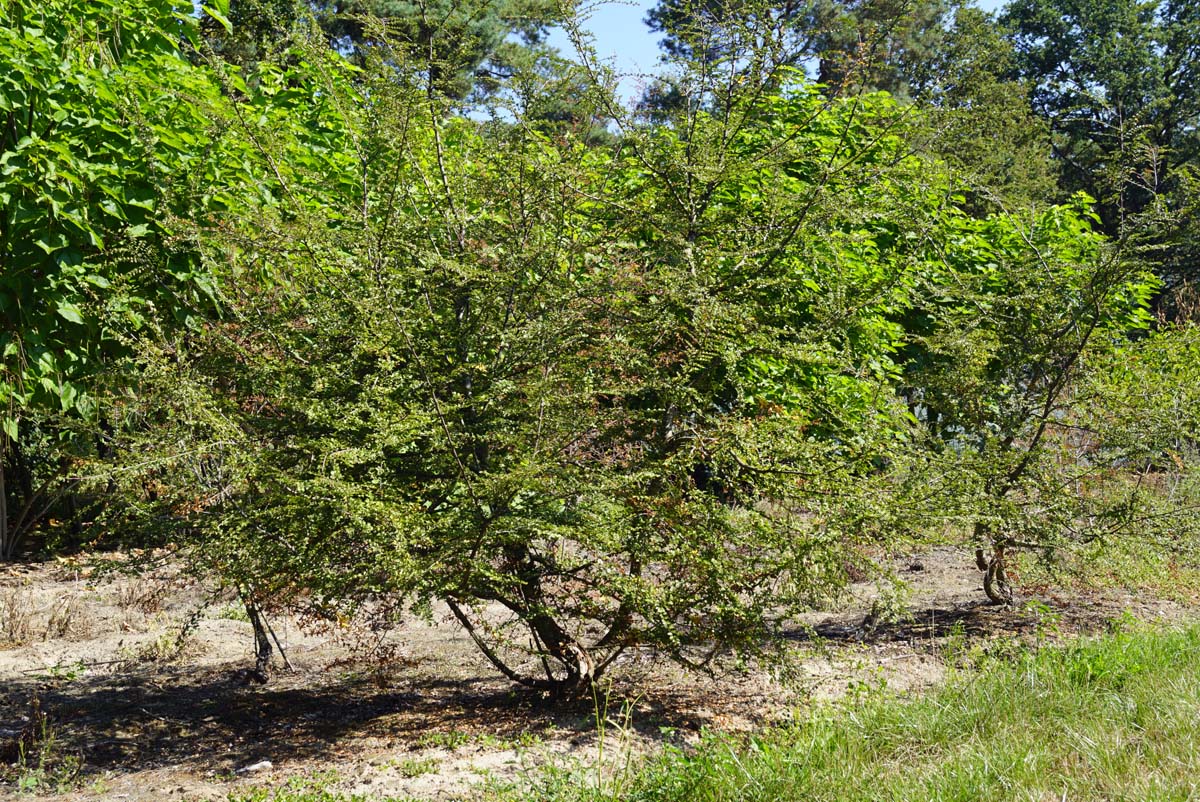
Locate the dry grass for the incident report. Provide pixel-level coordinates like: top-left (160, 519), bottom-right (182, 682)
top-left (0, 586), bottom-right (35, 645)
top-left (0, 585), bottom-right (93, 646)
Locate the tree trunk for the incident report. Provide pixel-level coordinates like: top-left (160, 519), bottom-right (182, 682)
top-left (446, 596), bottom-right (595, 697)
top-left (0, 454), bottom-right (9, 561)
top-left (497, 543), bottom-right (597, 696)
top-left (244, 599), bottom-right (273, 683)
top-left (983, 545), bottom-right (1014, 606)
top-left (526, 609), bottom-right (595, 697)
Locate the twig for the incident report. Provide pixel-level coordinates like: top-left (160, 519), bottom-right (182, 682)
top-left (20, 659), bottom-right (127, 675)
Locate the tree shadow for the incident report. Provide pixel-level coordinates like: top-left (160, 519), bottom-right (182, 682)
top-left (4, 596), bottom-right (1123, 782)
top-left (787, 600), bottom-right (1049, 644)
top-left (0, 665), bottom-right (617, 779)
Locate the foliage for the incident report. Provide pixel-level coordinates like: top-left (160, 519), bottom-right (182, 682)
top-left (1074, 324), bottom-right (1200, 562)
top-left (1002, 0), bottom-right (1200, 302)
top-left (107, 18), bottom-right (1040, 690)
top-left (908, 5), bottom-right (1059, 213)
top-left (1003, 0), bottom-right (1199, 218)
top-left (198, 0), bottom-right (305, 68)
top-left (899, 196), bottom-right (1162, 601)
top-left (201, 0), bottom-right (566, 104)
top-left (2, 0), bottom-right (1196, 704)
top-left (644, 0), bottom-right (960, 99)
top-left (78, 0), bottom-right (1200, 691)
top-left (0, 0), bottom-right (226, 433)
top-left (322, 0), bottom-right (562, 102)
top-left (0, 0), bottom-right (240, 557)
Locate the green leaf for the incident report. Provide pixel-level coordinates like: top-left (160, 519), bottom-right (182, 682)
top-left (58, 381), bottom-right (78, 412)
top-left (35, 232), bottom-right (69, 254)
top-left (1, 416), bottom-right (16, 441)
top-left (56, 300), bottom-right (84, 324)
top-left (202, 5), bottom-right (233, 33)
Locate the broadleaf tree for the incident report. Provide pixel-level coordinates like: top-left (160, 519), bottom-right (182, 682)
top-left (0, 0), bottom-right (235, 557)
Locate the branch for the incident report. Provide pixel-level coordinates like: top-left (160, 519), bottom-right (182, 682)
top-left (445, 597), bottom-right (550, 690)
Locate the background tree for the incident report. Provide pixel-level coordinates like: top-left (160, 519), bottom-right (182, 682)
top-left (0, 0), bottom-right (234, 558)
top-left (201, 0), bottom-right (566, 102)
top-left (907, 6), bottom-right (1058, 213)
top-left (1002, 0), bottom-right (1200, 312)
top-left (322, 0), bottom-right (562, 100)
top-left (199, 0), bottom-right (304, 67)
top-left (1077, 324), bottom-right (1200, 566)
top-left (644, 0), bottom-right (960, 100)
top-left (811, 0), bottom-right (959, 97)
top-left (501, 47), bottom-right (616, 144)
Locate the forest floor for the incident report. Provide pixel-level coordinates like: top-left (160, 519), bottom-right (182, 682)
top-left (1, 547), bottom-right (1196, 801)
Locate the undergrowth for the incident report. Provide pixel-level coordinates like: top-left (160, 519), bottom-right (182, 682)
top-left (504, 621), bottom-right (1200, 802)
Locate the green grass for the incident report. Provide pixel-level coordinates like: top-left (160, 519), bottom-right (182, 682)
top-left (514, 623), bottom-right (1200, 802)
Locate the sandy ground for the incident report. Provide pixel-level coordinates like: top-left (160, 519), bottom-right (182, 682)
top-left (0, 547), bottom-right (1192, 801)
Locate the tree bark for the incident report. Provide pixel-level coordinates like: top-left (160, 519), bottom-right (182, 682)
top-left (982, 545), bottom-right (1014, 606)
top-left (525, 608), bottom-right (594, 697)
top-left (0, 454), bottom-right (9, 561)
top-left (244, 599), bottom-right (273, 683)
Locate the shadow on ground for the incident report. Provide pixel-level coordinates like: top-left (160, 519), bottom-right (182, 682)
top-left (791, 601), bottom-right (1043, 643)
top-left (789, 592), bottom-right (1139, 646)
top-left (2, 668), bottom-right (604, 778)
top-left (1, 660), bottom-right (722, 782)
top-left (0, 591), bottom-right (1153, 783)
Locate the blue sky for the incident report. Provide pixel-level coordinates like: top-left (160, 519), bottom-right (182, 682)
top-left (547, 0), bottom-right (1008, 101)
top-left (546, 2), bottom-right (667, 101)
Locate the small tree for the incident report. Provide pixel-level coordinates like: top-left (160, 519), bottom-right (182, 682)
top-left (1072, 324), bottom-right (1200, 571)
top-left (900, 197), bottom-right (1160, 603)
top-left (113, 17), bottom-right (974, 691)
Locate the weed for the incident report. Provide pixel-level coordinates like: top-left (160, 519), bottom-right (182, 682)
top-left (866, 578), bottom-right (913, 628)
top-left (506, 685), bottom-right (643, 802)
top-left (216, 603), bottom-right (251, 623)
top-left (0, 586), bottom-right (35, 645)
top-left (228, 770), bottom-right (414, 801)
top-left (416, 730), bottom-right (472, 750)
top-left (589, 685), bottom-right (641, 798)
top-left (1106, 608), bottom-right (1140, 633)
top-left (474, 731), bottom-right (545, 751)
top-left (115, 577), bottom-right (170, 615)
top-left (938, 619), bottom-right (969, 665)
top-left (1022, 598), bottom-right (1062, 647)
top-left (131, 630), bottom-right (189, 663)
top-left (393, 757), bottom-right (439, 778)
top-left (38, 660), bottom-right (86, 682)
top-left (1, 694), bottom-right (81, 795)
top-left (44, 593), bottom-right (88, 640)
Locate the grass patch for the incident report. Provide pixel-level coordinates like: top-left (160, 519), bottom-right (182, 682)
top-left (514, 622), bottom-right (1200, 801)
top-left (1015, 539), bottom-right (1200, 604)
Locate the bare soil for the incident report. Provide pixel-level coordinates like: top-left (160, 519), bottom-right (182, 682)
top-left (1, 548), bottom-right (1192, 801)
